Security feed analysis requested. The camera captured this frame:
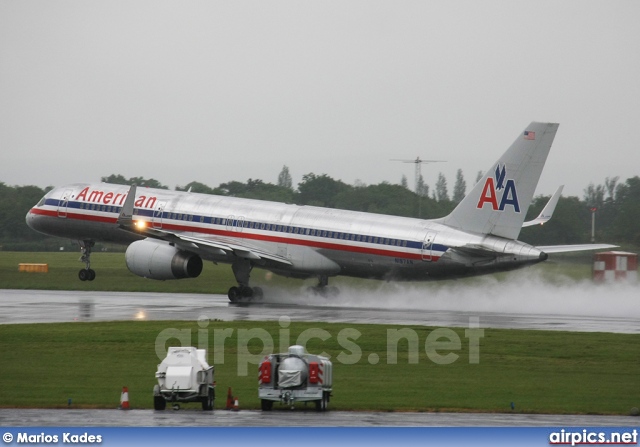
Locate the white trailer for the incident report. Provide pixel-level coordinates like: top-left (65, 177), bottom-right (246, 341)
top-left (258, 345), bottom-right (333, 411)
top-left (153, 347), bottom-right (215, 411)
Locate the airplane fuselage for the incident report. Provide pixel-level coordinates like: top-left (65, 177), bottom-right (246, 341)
top-left (27, 182), bottom-right (546, 282)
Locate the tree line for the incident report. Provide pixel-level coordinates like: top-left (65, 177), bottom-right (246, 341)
top-left (2, 168), bottom-right (639, 251)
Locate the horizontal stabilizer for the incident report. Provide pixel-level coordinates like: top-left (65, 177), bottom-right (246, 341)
top-left (537, 244), bottom-right (618, 254)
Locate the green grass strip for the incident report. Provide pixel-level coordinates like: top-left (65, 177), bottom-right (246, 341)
top-left (0, 320), bottom-right (637, 414)
top-left (0, 252), bottom-right (593, 294)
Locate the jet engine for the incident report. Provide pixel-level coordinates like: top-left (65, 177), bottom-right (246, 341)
top-left (125, 239), bottom-right (203, 280)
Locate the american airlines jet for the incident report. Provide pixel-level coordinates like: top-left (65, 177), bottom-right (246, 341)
top-left (26, 122), bottom-right (613, 302)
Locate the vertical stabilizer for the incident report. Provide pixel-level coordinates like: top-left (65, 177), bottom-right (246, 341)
top-left (441, 122), bottom-right (559, 240)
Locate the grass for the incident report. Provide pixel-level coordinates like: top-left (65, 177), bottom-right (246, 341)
top-left (0, 320), bottom-right (638, 414)
top-left (0, 251), bottom-right (257, 294)
top-left (0, 251), bottom-right (595, 294)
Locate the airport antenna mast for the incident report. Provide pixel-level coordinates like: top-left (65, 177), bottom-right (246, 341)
top-left (391, 157), bottom-right (446, 194)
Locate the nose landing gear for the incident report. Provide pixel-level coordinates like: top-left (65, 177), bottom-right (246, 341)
top-left (78, 240), bottom-right (96, 281)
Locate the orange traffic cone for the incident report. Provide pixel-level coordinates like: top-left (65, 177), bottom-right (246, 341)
top-left (233, 398), bottom-right (239, 411)
top-left (120, 386), bottom-right (130, 410)
top-left (225, 387), bottom-right (233, 410)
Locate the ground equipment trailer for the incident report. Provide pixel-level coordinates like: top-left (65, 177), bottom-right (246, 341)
top-left (154, 347), bottom-right (215, 410)
top-left (259, 345), bottom-right (333, 411)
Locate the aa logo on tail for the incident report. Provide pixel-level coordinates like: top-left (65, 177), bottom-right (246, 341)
top-left (476, 164), bottom-right (520, 212)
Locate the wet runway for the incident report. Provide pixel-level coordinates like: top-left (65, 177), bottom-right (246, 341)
top-left (1, 287), bottom-right (639, 333)
top-left (1, 408), bottom-right (638, 427)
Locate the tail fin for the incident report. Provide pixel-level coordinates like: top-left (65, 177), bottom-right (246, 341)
top-left (441, 122), bottom-right (559, 240)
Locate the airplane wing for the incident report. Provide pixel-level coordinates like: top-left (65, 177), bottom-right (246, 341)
top-left (155, 229), bottom-right (292, 265)
top-left (536, 244), bottom-right (618, 254)
top-left (522, 186), bottom-right (563, 227)
top-left (116, 185), bottom-right (292, 266)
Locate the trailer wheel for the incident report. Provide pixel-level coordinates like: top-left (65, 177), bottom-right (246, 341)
top-left (315, 392), bottom-right (328, 412)
top-left (261, 399), bottom-right (273, 411)
top-left (202, 388), bottom-right (214, 411)
top-left (153, 395), bottom-right (166, 411)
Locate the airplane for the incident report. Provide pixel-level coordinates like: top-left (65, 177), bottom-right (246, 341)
top-left (26, 122), bottom-right (615, 302)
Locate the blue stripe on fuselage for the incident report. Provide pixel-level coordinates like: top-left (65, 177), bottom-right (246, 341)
top-left (44, 198), bottom-right (449, 255)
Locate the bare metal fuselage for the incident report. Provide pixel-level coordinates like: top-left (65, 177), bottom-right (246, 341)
top-left (27, 183), bottom-right (546, 282)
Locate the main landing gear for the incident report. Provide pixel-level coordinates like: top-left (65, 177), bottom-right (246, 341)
top-left (307, 275), bottom-right (339, 297)
top-left (227, 260), bottom-right (263, 303)
top-left (78, 240), bottom-right (96, 281)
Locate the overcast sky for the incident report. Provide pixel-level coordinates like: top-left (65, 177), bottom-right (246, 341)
top-left (1, 1), bottom-right (639, 198)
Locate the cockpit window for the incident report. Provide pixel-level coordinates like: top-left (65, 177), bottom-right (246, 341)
top-left (36, 189), bottom-right (55, 207)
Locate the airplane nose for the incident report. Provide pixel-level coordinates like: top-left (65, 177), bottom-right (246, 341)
top-left (25, 209), bottom-right (44, 233)
top-left (25, 210), bottom-right (36, 229)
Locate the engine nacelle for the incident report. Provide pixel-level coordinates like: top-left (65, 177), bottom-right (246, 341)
top-left (125, 239), bottom-right (203, 280)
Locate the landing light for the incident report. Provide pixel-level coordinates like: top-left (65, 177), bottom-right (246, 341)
top-left (134, 220), bottom-right (147, 229)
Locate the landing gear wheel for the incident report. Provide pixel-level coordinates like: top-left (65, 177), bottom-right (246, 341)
top-left (228, 286), bottom-right (241, 303)
top-left (79, 269), bottom-right (96, 281)
top-left (307, 276), bottom-right (339, 298)
top-left (77, 240), bottom-right (95, 282)
top-left (240, 286), bottom-right (254, 300)
top-left (229, 285), bottom-right (263, 302)
top-left (308, 285), bottom-right (339, 298)
top-left (229, 260), bottom-right (261, 303)
top-left (261, 399), bottom-right (273, 411)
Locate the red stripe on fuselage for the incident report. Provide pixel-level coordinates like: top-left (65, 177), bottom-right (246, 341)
top-left (28, 207), bottom-right (439, 261)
